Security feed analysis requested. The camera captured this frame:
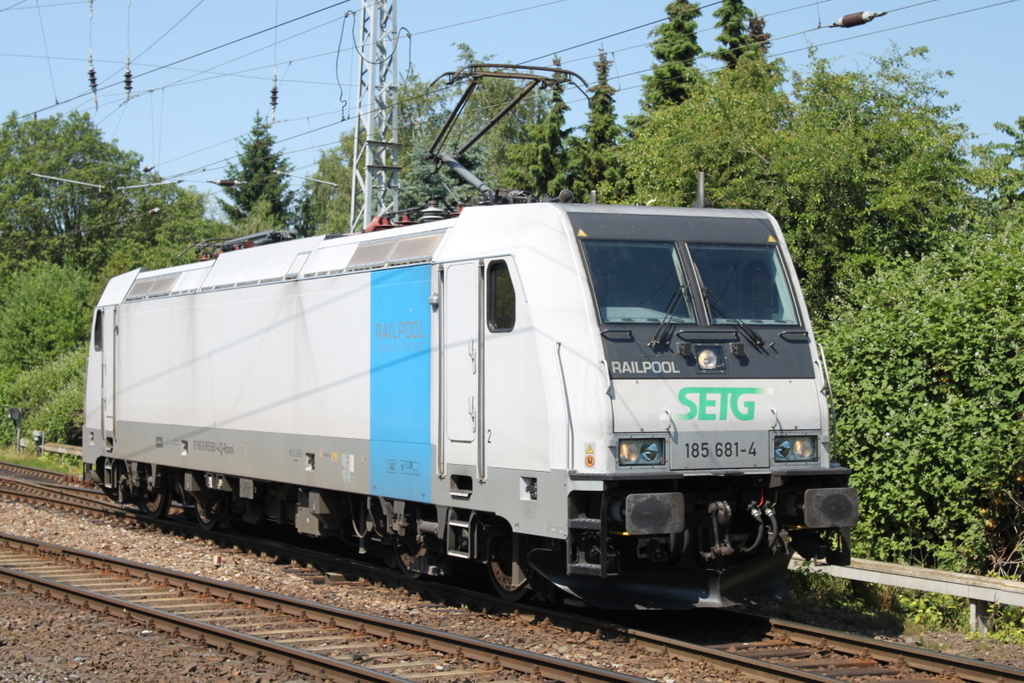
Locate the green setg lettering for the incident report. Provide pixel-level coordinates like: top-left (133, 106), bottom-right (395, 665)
top-left (675, 387), bottom-right (771, 421)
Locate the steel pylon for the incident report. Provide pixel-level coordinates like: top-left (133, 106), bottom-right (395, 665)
top-left (349, 0), bottom-right (400, 231)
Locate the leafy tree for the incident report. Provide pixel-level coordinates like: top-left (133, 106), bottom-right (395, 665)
top-left (0, 115), bottom-right (227, 450)
top-left (712, 0), bottom-right (758, 68)
top-left (640, 1), bottom-right (704, 110)
top-left (0, 111), bottom-right (219, 278)
top-left (295, 134), bottom-right (354, 236)
top-left (622, 48), bottom-right (974, 318)
top-left (822, 207), bottom-right (1024, 575)
top-left (0, 261), bottom-right (93, 379)
top-left (0, 113), bottom-right (141, 275)
top-left (972, 117), bottom-right (1024, 212)
top-left (624, 54), bottom-right (788, 207)
top-left (218, 112), bottom-right (295, 227)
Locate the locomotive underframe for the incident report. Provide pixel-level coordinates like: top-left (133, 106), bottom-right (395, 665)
top-left (86, 453), bottom-right (852, 609)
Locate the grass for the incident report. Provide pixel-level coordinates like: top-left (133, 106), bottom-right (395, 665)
top-left (751, 568), bottom-right (991, 639)
top-left (0, 445), bottom-right (82, 476)
top-left (753, 570), bottom-right (906, 636)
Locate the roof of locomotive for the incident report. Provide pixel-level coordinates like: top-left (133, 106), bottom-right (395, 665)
top-left (96, 203), bottom-right (781, 308)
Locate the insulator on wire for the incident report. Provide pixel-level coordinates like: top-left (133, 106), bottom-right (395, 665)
top-left (270, 68), bottom-right (279, 124)
top-left (88, 47), bottom-right (98, 110)
top-left (830, 11), bottom-right (887, 28)
top-left (124, 51), bottom-right (132, 100)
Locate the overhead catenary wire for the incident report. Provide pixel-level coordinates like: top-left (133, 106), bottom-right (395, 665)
top-left (134, 0), bottom-right (205, 63)
top-left (188, 0), bottom-right (1024, 192)
top-left (87, 0), bottom-right (97, 109)
top-left (123, 0), bottom-right (132, 100)
top-left (34, 0), bottom-right (59, 104)
top-left (10, 0), bottom-right (1017, 203)
top-left (270, 0), bottom-right (279, 123)
top-left (141, 0), bottom-right (971, 191)
top-left (2, 0), bottom-right (85, 10)
top-left (128, 0), bottom-right (893, 183)
top-left (18, 0), bottom-right (591, 138)
top-left (19, 0), bottom-right (354, 121)
top-left (84, 0), bottom-right (207, 98)
top-left (554, 0), bottom-right (1017, 109)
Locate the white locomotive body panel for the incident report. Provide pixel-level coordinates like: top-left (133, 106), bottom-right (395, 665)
top-left (83, 203), bottom-right (856, 609)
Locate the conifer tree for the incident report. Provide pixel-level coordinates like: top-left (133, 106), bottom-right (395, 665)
top-left (640, 1), bottom-right (703, 109)
top-left (505, 62), bottom-right (571, 198)
top-left (747, 14), bottom-right (772, 55)
top-left (712, 0), bottom-right (759, 68)
top-left (570, 50), bottom-right (623, 197)
top-left (218, 112), bottom-right (295, 228)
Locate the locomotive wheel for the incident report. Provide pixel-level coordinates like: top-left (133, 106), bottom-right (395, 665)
top-left (394, 537), bottom-right (426, 578)
top-left (139, 475), bottom-right (170, 520)
top-left (192, 493), bottom-right (225, 531)
top-left (488, 535), bottom-right (530, 602)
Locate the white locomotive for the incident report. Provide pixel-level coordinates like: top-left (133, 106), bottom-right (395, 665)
top-left (83, 200), bottom-right (857, 609)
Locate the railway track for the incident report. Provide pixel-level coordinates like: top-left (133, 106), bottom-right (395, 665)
top-left (0, 531), bottom-right (653, 683)
top-left (3, 464), bottom-right (1024, 683)
top-left (0, 475), bottom-right (121, 515)
top-left (0, 460), bottom-right (81, 484)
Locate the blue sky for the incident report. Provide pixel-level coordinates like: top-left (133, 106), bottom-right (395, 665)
top-left (2, 0), bottom-right (1021, 200)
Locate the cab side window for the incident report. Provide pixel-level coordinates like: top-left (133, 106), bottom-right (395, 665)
top-left (487, 261), bottom-right (515, 332)
top-left (93, 310), bottom-right (103, 352)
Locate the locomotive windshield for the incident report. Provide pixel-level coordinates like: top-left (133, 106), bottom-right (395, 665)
top-left (582, 240), bottom-right (694, 324)
top-left (582, 239), bottom-right (798, 326)
top-left (687, 244), bottom-right (798, 325)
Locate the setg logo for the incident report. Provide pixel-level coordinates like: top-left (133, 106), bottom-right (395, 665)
top-left (676, 387), bottom-right (772, 421)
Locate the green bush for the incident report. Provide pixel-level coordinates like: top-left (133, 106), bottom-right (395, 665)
top-left (987, 605), bottom-right (1024, 643)
top-left (0, 345), bottom-right (87, 447)
top-left (0, 261), bottom-right (93, 377)
top-left (897, 593), bottom-right (967, 633)
top-left (821, 208), bottom-right (1024, 576)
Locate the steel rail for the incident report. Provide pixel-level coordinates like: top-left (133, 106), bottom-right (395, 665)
top-left (0, 532), bottom-right (654, 683)
top-left (771, 619), bottom-right (1024, 683)
top-left (0, 460), bottom-right (74, 483)
top-left (0, 479), bottom-right (123, 516)
top-left (5, 472), bottom-right (1024, 683)
top-left (0, 564), bottom-right (412, 683)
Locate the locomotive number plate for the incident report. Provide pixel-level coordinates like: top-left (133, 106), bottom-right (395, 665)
top-left (669, 430), bottom-right (767, 470)
top-left (682, 441), bottom-right (756, 459)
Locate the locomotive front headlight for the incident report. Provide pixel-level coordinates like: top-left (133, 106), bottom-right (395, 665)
top-left (619, 441), bottom-right (639, 464)
top-left (697, 348), bottom-right (719, 370)
top-left (774, 435), bottom-right (817, 462)
top-left (793, 437), bottom-right (816, 459)
top-left (618, 439), bottom-right (666, 466)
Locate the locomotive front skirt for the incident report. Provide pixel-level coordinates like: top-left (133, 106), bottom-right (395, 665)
top-left (83, 202), bottom-right (857, 609)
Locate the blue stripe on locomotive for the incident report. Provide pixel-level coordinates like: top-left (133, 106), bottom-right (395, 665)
top-left (369, 265), bottom-right (433, 502)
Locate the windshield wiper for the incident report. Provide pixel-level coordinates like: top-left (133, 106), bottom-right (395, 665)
top-left (700, 287), bottom-right (765, 349)
top-left (648, 285), bottom-right (688, 350)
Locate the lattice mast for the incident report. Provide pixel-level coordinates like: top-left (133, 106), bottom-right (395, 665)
top-left (349, 0), bottom-right (400, 232)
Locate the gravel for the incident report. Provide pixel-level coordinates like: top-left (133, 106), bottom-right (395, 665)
top-left (2, 495), bottom-right (1024, 682)
top-left (0, 497), bottom-right (743, 683)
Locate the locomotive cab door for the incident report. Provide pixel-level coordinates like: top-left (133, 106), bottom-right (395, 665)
top-left (441, 258), bottom-right (535, 484)
top-left (442, 262), bottom-right (483, 476)
top-left (100, 305), bottom-right (118, 451)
